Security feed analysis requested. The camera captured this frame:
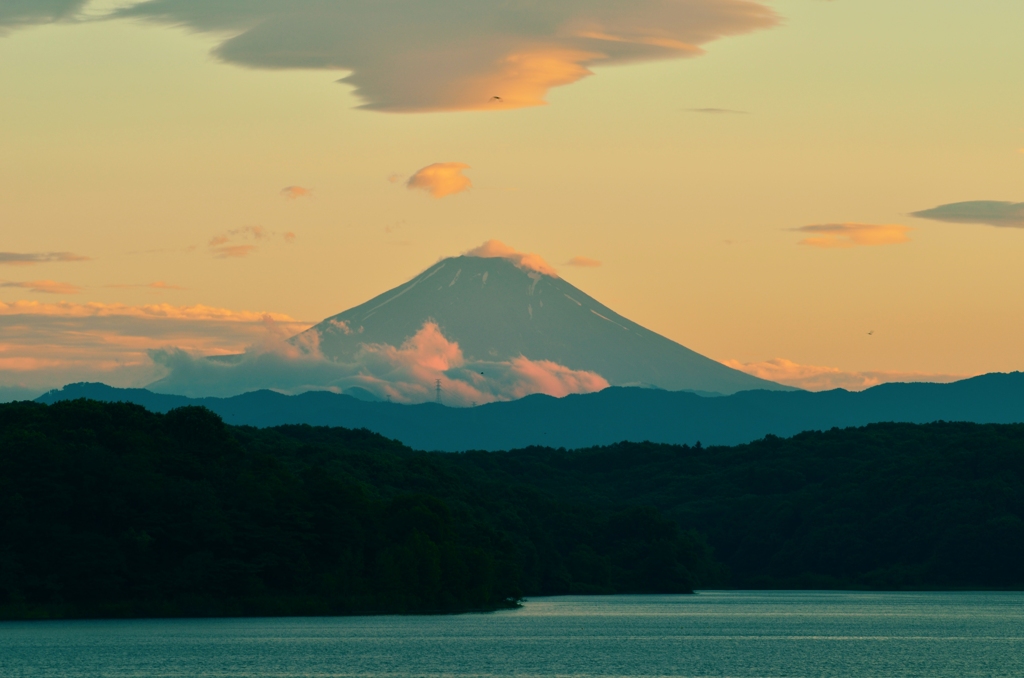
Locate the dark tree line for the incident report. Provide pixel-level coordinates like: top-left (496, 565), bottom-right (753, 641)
top-left (3, 399), bottom-right (1022, 620)
top-left (460, 423), bottom-right (1024, 589)
top-left (0, 400), bottom-right (717, 619)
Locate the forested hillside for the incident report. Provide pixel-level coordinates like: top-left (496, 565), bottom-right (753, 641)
top-left (2, 399), bottom-right (1022, 620)
top-left (469, 423), bottom-right (1024, 589)
top-left (0, 400), bottom-right (717, 620)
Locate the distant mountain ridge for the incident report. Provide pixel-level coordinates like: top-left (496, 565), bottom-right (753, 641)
top-left (39, 372), bottom-right (1024, 451)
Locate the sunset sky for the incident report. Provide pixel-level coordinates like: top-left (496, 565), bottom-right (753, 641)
top-left (1, 0), bottom-right (1022, 398)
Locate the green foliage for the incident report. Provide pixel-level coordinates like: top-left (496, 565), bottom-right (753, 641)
top-left (463, 424), bottom-right (1024, 589)
top-left (4, 400), bottom-right (1020, 621)
top-left (0, 400), bottom-right (716, 619)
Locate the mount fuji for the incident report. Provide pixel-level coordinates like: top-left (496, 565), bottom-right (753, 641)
top-left (291, 245), bottom-right (788, 397)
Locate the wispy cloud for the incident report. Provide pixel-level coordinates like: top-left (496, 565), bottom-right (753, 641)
top-left (1, 280), bottom-right (82, 295)
top-left (150, 321), bottom-right (608, 402)
top-left (0, 300), bottom-right (299, 323)
top-left (149, 281), bottom-right (184, 289)
top-left (0, 252), bottom-right (90, 266)
top-left (207, 225), bottom-right (293, 258)
top-left (407, 163), bottom-right (473, 199)
top-left (910, 201), bottom-right (1024, 229)
top-left (281, 186), bottom-right (312, 199)
top-left (794, 223), bottom-right (912, 248)
top-left (0, 299), bottom-right (309, 391)
top-left (211, 245), bottom-right (257, 259)
top-left (565, 256), bottom-right (602, 268)
top-left (464, 240), bottom-right (559, 277)
top-left (111, 0), bottom-right (777, 113)
top-left (723, 357), bottom-right (967, 392)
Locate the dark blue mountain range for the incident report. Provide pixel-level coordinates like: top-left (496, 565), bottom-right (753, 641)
top-left (37, 372), bottom-right (1024, 451)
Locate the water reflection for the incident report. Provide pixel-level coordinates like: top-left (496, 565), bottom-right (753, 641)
top-left (2, 592), bottom-right (1022, 677)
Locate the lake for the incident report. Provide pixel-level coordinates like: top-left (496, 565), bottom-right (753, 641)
top-left (2, 591), bottom-right (1022, 677)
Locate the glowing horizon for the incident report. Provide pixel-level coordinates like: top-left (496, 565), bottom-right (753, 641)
top-left (2, 0), bottom-right (1023, 397)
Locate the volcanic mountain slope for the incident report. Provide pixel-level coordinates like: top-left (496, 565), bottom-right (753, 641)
top-left (295, 254), bottom-right (787, 395)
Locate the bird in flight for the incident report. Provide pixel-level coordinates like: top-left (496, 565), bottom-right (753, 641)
top-left (490, 96), bottom-right (503, 103)
top-left (867, 330), bottom-right (874, 336)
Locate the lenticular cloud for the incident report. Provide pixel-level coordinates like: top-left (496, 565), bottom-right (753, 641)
top-left (0, 0), bottom-right (86, 32)
top-left (148, 321), bottom-right (609, 403)
top-left (112, 0), bottom-right (777, 112)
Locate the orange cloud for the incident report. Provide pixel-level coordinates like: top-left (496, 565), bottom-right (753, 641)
top-left (464, 240), bottom-right (559, 277)
top-left (212, 245), bottom-right (257, 259)
top-left (723, 357), bottom-right (967, 392)
top-left (1, 280), bottom-right (81, 295)
top-left (113, 0), bottom-right (778, 113)
top-left (0, 300), bottom-right (299, 323)
top-left (281, 186), bottom-right (312, 199)
top-left (794, 223), bottom-right (912, 248)
top-left (566, 256), bottom-right (602, 268)
top-left (0, 251), bottom-right (90, 266)
top-left (406, 163), bottom-right (473, 198)
top-left (0, 299), bottom-right (310, 392)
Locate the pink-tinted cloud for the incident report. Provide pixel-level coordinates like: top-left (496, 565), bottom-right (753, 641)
top-left (1, 280), bottom-right (82, 295)
top-left (502, 356), bottom-right (610, 400)
top-left (406, 163), bottom-right (473, 198)
top-left (465, 240), bottom-right (559, 277)
top-left (150, 321), bottom-right (608, 402)
top-left (352, 323), bottom-right (608, 403)
top-left (0, 252), bottom-right (90, 266)
top-left (795, 223), bottom-right (912, 248)
top-left (565, 256), bottom-right (602, 268)
top-left (113, 0), bottom-right (777, 113)
top-left (723, 357), bottom-right (967, 392)
top-left (281, 186), bottom-right (312, 199)
top-left (0, 300), bottom-right (310, 392)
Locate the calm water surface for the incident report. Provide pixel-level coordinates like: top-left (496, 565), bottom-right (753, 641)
top-left (2, 591), bottom-right (1022, 677)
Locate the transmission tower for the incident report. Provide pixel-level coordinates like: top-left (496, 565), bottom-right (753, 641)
top-left (435, 379), bottom-right (442, 405)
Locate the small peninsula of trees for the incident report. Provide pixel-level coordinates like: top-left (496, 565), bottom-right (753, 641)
top-left (1, 399), bottom-right (1022, 620)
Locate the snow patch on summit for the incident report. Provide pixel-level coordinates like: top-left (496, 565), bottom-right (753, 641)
top-left (465, 240), bottom-right (559, 277)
